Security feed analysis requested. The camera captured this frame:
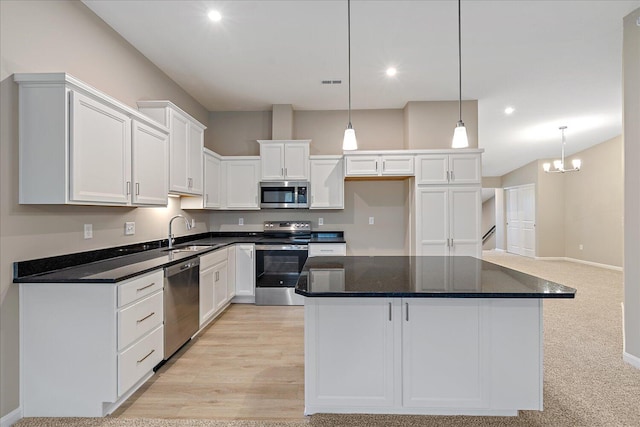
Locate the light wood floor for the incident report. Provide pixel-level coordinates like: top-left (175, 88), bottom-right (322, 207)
top-left (112, 304), bottom-right (306, 420)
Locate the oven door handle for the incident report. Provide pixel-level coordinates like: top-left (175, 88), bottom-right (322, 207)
top-left (255, 245), bottom-right (308, 251)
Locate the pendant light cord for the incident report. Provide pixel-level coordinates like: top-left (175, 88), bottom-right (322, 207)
top-left (458, 0), bottom-right (462, 122)
top-left (348, 0), bottom-right (352, 126)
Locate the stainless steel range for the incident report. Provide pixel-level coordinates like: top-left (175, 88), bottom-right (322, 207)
top-left (255, 221), bottom-right (311, 305)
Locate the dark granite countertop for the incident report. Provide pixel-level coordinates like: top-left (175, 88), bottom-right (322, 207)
top-left (14, 231), bottom-right (345, 284)
top-left (295, 256), bottom-right (576, 299)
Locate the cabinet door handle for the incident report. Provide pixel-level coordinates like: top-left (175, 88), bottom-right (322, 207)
top-left (136, 312), bottom-right (155, 324)
top-left (137, 349), bottom-right (155, 364)
top-left (135, 182), bottom-right (140, 195)
top-left (375, 160), bottom-right (378, 172)
top-left (285, 167), bottom-right (288, 176)
top-left (205, 194), bottom-right (209, 203)
top-left (215, 271), bottom-right (219, 281)
top-left (451, 171), bottom-right (455, 181)
top-left (383, 160), bottom-right (386, 171)
top-left (136, 282), bottom-right (155, 292)
top-left (126, 181), bottom-right (131, 195)
top-left (388, 302), bottom-right (392, 321)
top-left (281, 168), bottom-right (284, 176)
top-left (406, 302), bottom-right (409, 322)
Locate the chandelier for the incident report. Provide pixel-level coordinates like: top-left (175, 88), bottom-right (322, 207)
top-left (543, 126), bottom-right (581, 173)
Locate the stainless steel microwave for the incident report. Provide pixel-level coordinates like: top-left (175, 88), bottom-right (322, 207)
top-left (259, 181), bottom-right (309, 209)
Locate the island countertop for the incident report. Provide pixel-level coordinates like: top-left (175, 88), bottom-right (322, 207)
top-left (295, 256), bottom-right (576, 298)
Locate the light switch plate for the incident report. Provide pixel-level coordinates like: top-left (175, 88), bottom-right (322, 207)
top-left (239, 218), bottom-right (244, 226)
top-left (369, 217), bottom-right (375, 225)
top-left (125, 222), bottom-right (135, 236)
top-left (84, 224), bottom-right (93, 239)
top-left (318, 217), bottom-right (324, 226)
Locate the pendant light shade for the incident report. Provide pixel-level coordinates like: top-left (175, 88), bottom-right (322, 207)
top-left (452, 121), bottom-right (468, 148)
top-left (343, 0), bottom-right (357, 151)
top-left (452, 0), bottom-right (469, 148)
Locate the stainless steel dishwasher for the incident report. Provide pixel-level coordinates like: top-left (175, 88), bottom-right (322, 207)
top-left (163, 258), bottom-right (200, 360)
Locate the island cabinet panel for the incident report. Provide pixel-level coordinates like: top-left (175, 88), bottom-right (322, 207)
top-left (304, 297), bottom-right (542, 416)
top-left (305, 298), bottom-right (401, 409)
top-left (402, 299), bottom-right (489, 408)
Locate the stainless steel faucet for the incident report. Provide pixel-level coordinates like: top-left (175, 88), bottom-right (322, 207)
top-left (168, 215), bottom-right (192, 249)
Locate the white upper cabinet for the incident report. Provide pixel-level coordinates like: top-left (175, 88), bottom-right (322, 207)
top-left (258, 140), bottom-right (310, 181)
top-left (131, 120), bottom-right (168, 206)
top-left (137, 101), bottom-right (206, 196)
top-left (310, 156), bottom-right (344, 209)
top-left (14, 73), bottom-right (169, 206)
top-left (223, 157), bottom-right (261, 209)
top-left (203, 150), bottom-right (222, 208)
top-left (344, 153), bottom-right (414, 177)
top-left (416, 152), bottom-right (481, 185)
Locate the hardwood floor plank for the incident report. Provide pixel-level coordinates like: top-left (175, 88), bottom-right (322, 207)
top-left (113, 304), bottom-right (306, 420)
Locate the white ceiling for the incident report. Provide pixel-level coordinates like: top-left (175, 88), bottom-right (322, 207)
top-left (82, 0), bottom-right (639, 177)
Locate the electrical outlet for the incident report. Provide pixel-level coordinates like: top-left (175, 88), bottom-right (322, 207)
top-left (318, 217), bottom-right (324, 226)
top-left (239, 217), bottom-right (244, 226)
top-left (125, 222), bottom-right (135, 236)
top-left (83, 224), bottom-right (93, 239)
top-left (369, 217), bottom-right (375, 225)
top-left (191, 218), bottom-right (196, 228)
top-left (579, 244), bottom-right (583, 250)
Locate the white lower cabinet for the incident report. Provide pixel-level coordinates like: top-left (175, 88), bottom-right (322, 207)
top-left (233, 244), bottom-right (256, 303)
top-left (304, 297), bottom-right (542, 415)
top-left (199, 248), bottom-right (230, 328)
top-left (20, 270), bottom-right (164, 417)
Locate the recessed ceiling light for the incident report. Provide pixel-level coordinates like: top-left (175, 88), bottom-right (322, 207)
top-left (504, 106), bottom-right (515, 115)
top-left (208, 10), bottom-right (222, 22)
top-left (386, 67), bottom-right (397, 77)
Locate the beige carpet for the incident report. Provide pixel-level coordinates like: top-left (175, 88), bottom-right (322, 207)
top-left (15, 252), bottom-right (640, 426)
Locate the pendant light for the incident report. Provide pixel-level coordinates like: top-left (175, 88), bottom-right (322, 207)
top-left (343, 0), bottom-right (357, 150)
top-left (452, 0), bottom-right (469, 148)
top-left (542, 126), bottom-right (581, 173)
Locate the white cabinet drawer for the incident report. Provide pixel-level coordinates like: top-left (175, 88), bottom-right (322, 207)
top-left (118, 325), bottom-right (163, 396)
top-left (200, 248), bottom-right (227, 270)
top-left (118, 291), bottom-right (163, 351)
top-left (118, 270), bottom-right (164, 307)
top-left (309, 243), bottom-right (347, 257)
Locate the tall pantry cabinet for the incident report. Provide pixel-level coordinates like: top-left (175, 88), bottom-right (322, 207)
top-left (413, 150), bottom-right (483, 258)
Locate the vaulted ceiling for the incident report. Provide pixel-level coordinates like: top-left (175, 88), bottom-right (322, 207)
top-left (83, 0), bottom-right (639, 176)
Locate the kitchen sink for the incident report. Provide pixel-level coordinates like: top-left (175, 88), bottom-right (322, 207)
top-left (164, 245), bottom-right (213, 253)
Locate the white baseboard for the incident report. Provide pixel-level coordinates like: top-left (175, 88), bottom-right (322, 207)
top-left (535, 256), bottom-right (622, 272)
top-left (0, 407), bottom-right (22, 427)
top-left (623, 351), bottom-right (640, 370)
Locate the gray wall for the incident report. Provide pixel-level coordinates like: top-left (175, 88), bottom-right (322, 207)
top-left (404, 101), bottom-right (479, 149)
top-left (0, 0), bottom-right (212, 417)
top-left (565, 136), bottom-right (623, 266)
top-left (623, 8), bottom-right (640, 363)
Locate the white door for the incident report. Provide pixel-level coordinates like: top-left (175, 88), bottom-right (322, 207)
top-left (260, 143), bottom-right (285, 180)
top-left (224, 160), bottom-right (260, 209)
top-left (344, 156), bottom-right (380, 176)
top-left (199, 266), bottom-right (215, 326)
top-left (415, 155), bottom-right (449, 185)
top-left (187, 124), bottom-right (204, 194)
top-left (520, 184), bottom-right (536, 258)
top-left (305, 298), bottom-right (399, 408)
top-left (449, 187), bottom-right (482, 257)
top-left (417, 188), bottom-right (449, 256)
top-left (506, 188), bottom-right (521, 255)
top-left (506, 184), bottom-right (536, 258)
top-left (402, 299), bottom-right (488, 408)
top-left (203, 153), bottom-right (221, 208)
top-left (169, 110), bottom-right (190, 193)
top-left (310, 158), bottom-right (344, 209)
top-left (449, 154), bottom-right (482, 184)
top-left (234, 244), bottom-right (255, 297)
top-left (131, 121), bottom-right (168, 206)
top-left (69, 91), bottom-right (131, 204)
top-left (283, 142), bottom-right (309, 180)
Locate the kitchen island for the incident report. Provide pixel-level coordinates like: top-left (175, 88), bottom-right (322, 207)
top-left (295, 256), bottom-right (576, 416)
